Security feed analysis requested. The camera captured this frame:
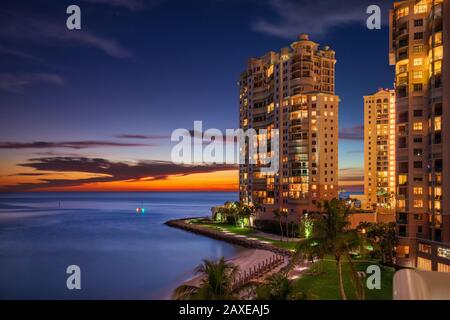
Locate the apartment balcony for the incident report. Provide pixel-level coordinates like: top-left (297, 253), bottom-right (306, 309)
top-left (416, 233), bottom-right (431, 241)
top-left (397, 212), bottom-right (408, 225)
top-left (398, 37), bottom-right (409, 48)
top-left (291, 104), bottom-right (308, 112)
top-left (396, 85), bottom-right (408, 99)
top-left (397, 231), bottom-right (408, 237)
top-left (288, 197), bottom-right (309, 205)
top-left (397, 52), bottom-right (408, 61)
top-left (397, 27), bottom-right (408, 36)
top-left (290, 119), bottom-right (306, 127)
top-left (289, 140), bottom-right (309, 147)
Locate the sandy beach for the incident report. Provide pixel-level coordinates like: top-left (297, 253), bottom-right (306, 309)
top-left (182, 248), bottom-right (280, 287)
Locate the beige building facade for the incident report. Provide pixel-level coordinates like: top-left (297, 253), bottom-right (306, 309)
top-left (389, 0), bottom-right (450, 271)
top-left (364, 89), bottom-right (396, 211)
top-left (238, 34), bottom-right (339, 222)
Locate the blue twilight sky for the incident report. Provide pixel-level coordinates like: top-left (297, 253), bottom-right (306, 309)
top-left (0, 0), bottom-right (394, 191)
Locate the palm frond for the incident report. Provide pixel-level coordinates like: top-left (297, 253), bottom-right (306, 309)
top-left (172, 284), bottom-right (200, 300)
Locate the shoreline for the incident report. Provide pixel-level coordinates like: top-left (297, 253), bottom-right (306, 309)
top-left (165, 218), bottom-right (294, 257)
top-left (165, 217), bottom-right (295, 297)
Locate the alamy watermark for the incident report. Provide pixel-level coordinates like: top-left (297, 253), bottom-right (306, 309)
top-left (66, 265), bottom-right (81, 290)
top-left (66, 5), bottom-right (81, 30)
top-left (171, 121), bottom-right (279, 174)
top-left (367, 5), bottom-right (382, 30)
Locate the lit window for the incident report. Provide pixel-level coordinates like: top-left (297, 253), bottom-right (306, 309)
top-left (413, 58), bottom-right (423, 66)
top-left (413, 200), bottom-right (423, 208)
top-left (398, 174), bottom-right (407, 185)
top-left (396, 7), bottom-right (409, 18)
top-left (413, 187), bottom-right (423, 195)
top-left (414, 3), bottom-right (428, 14)
top-left (438, 263), bottom-right (450, 273)
top-left (413, 122), bottom-right (423, 131)
top-left (413, 71), bottom-right (423, 79)
top-left (413, 83), bottom-right (423, 92)
top-left (434, 60), bottom-right (442, 75)
top-left (435, 116), bottom-right (441, 131)
top-left (419, 243), bottom-right (431, 254)
top-left (417, 257), bottom-right (432, 271)
top-left (438, 247), bottom-right (450, 260)
top-left (413, 45), bottom-right (424, 53)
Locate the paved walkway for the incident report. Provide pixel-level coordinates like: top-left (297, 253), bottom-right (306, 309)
top-left (253, 230), bottom-right (302, 242)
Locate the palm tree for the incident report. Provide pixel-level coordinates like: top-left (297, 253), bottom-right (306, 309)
top-left (282, 210), bottom-right (289, 240)
top-left (172, 257), bottom-right (240, 300)
top-left (255, 273), bottom-right (294, 300)
top-left (357, 221), bottom-right (396, 264)
top-left (224, 201), bottom-right (240, 226)
top-left (273, 209), bottom-right (284, 241)
top-left (294, 198), bottom-right (363, 300)
top-left (252, 201), bottom-right (263, 219)
top-left (239, 203), bottom-right (254, 227)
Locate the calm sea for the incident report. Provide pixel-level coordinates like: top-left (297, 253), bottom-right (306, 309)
top-left (0, 192), bottom-right (246, 299)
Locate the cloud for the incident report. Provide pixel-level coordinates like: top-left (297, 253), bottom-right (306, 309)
top-left (339, 167), bottom-right (364, 182)
top-left (185, 130), bottom-right (238, 144)
top-left (9, 173), bottom-right (47, 177)
top-left (116, 134), bottom-right (170, 139)
top-left (252, 0), bottom-right (390, 38)
top-left (339, 125), bottom-right (364, 141)
top-left (0, 140), bottom-right (152, 149)
top-left (0, 9), bottom-right (131, 58)
top-left (347, 149), bottom-right (364, 154)
top-left (0, 45), bottom-right (40, 61)
top-left (1, 157), bottom-right (237, 191)
top-left (0, 73), bottom-right (64, 93)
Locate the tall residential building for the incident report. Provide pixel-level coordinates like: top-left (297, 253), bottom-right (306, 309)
top-left (389, 0), bottom-right (450, 271)
top-left (238, 34), bottom-right (339, 221)
top-left (364, 89), bottom-right (396, 210)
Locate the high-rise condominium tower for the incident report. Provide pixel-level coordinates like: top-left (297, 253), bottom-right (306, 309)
top-left (364, 89), bottom-right (396, 210)
top-left (238, 34), bottom-right (339, 221)
top-left (389, 0), bottom-right (450, 271)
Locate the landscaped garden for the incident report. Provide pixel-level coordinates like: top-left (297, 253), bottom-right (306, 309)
top-left (190, 219), bottom-right (298, 251)
top-left (176, 198), bottom-right (397, 300)
top-left (292, 257), bottom-right (395, 300)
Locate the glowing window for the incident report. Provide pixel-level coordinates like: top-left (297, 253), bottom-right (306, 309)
top-left (438, 247), bottom-right (450, 260)
top-left (413, 200), bottom-right (423, 208)
top-left (413, 71), bottom-right (423, 79)
top-left (414, 3), bottom-right (428, 14)
top-left (413, 58), bottom-right (423, 66)
top-left (414, 187), bottom-right (423, 195)
top-left (413, 122), bottom-right (423, 131)
top-left (435, 116), bottom-right (441, 131)
top-left (396, 7), bottom-right (409, 18)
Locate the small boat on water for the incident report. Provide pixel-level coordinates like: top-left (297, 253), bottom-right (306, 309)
top-left (136, 201), bottom-right (146, 214)
top-left (136, 207), bottom-right (145, 214)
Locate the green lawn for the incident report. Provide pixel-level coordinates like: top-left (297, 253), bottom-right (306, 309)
top-left (189, 219), bottom-right (394, 300)
top-left (189, 220), bottom-right (297, 250)
top-left (293, 258), bottom-right (395, 300)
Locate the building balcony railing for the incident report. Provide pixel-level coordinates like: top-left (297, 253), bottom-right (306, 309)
top-left (416, 233), bottom-right (431, 240)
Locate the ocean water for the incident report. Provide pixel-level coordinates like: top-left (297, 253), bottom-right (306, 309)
top-left (0, 192), bottom-right (245, 300)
